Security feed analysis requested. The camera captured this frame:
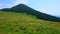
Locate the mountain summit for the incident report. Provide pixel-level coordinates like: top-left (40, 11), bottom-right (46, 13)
top-left (0, 4), bottom-right (60, 22)
top-left (10, 4), bottom-right (36, 13)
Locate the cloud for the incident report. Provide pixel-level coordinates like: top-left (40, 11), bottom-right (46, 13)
top-left (0, 0), bottom-right (29, 9)
top-left (0, 3), bottom-right (3, 9)
top-left (14, 0), bottom-right (28, 4)
top-left (8, 0), bottom-right (29, 7)
top-left (0, 3), bottom-right (2, 9)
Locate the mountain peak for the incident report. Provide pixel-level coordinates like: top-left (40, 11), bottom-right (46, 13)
top-left (17, 4), bottom-right (26, 6)
top-left (12, 4), bottom-right (27, 8)
top-left (19, 4), bottom-right (25, 5)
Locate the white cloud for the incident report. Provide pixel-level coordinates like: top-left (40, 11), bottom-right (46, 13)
top-left (14, 0), bottom-right (28, 4)
top-left (8, 0), bottom-right (29, 7)
top-left (0, 3), bottom-right (3, 9)
top-left (0, 0), bottom-right (29, 9)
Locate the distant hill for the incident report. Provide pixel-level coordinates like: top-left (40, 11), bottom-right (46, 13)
top-left (0, 8), bottom-right (10, 11)
top-left (0, 4), bottom-right (60, 22)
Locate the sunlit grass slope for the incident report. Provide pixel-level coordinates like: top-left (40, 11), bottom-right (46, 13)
top-left (0, 11), bottom-right (60, 34)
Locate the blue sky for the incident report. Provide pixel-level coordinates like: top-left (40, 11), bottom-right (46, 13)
top-left (0, 0), bottom-right (60, 17)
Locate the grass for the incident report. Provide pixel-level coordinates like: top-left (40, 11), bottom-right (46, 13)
top-left (0, 11), bottom-right (60, 34)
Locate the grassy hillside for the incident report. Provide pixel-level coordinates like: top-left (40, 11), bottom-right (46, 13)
top-left (0, 11), bottom-right (60, 34)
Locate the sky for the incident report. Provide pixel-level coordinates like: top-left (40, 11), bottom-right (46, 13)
top-left (0, 0), bottom-right (60, 17)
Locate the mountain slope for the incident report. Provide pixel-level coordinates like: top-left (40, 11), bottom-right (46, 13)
top-left (0, 4), bottom-right (60, 22)
top-left (0, 11), bottom-right (60, 34)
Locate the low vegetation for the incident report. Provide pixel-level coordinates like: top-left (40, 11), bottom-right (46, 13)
top-left (0, 11), bottom-right (60, 34)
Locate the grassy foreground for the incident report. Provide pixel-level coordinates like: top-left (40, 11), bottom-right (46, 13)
top-left (0, 11), bottom-right (60, 34)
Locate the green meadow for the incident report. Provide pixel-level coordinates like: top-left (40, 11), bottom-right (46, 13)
top-left (0, 11), bottom-right (60, 34)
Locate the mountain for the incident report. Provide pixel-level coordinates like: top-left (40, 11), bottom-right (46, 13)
top-left (0, 4), bottom-right (60, 22)
top-left (0, 8), bottom-right (10, 11)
